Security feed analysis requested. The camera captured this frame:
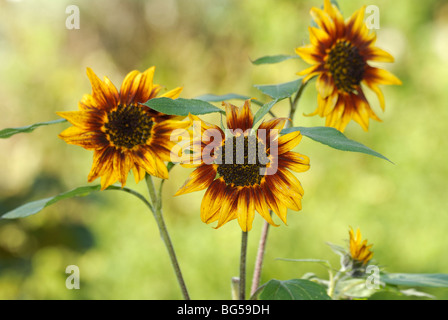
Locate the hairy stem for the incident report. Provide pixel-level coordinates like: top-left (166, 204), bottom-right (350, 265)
top-left (250, 215), bottom-right (271, 296)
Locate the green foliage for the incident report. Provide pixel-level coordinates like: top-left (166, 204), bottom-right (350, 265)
top-left (144, 97), bottom-right (224, 116)
top-left (258, 279), bottom-right (331, 300)
top-left (250, 54), bottom-right (299, 65)
top-left (194, 93), bottom-right (264, 106)
top-left (254, 79), bottom-right (302, 101)
top-left (1, 185), bottom-right (152, 219)
top-left (253, 99), bottom-right (279, 125)
top-left (282, 126), bottom-right (393, 163)
top-left (381, 273), bottom-right (448, 288)
top-left (1, 185), bottom-right (102, 219)
top-left (0, 119), bottom-right (67, 139)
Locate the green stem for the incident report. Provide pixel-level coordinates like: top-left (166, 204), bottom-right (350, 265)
top-left (327, 271), bottom-right (342, 299)
top-left (240, 231), bottom-right (248, 300)
top-left (107, 185), bottom-right (154, 213)
top-left (289, 80), bottom-right (309, 124)
top-left (145, 174), bottom-right (190, 300)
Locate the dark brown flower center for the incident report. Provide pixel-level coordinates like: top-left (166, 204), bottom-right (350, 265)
top-left (104, 104), bottom-right (153, 149)
top-left (326, 40), bottom-right (365, 93)
top-left (216, 135), bottom-right (268, 187)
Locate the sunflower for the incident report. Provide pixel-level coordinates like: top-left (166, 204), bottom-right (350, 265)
top-left (349, 227), bottom-right (374, 266)
top-left (295, 0), bottom-right (402, 132)
top-left (175, 100), bottom-right (310, 232)
top-left (57, 67), bottom-right (190, 190)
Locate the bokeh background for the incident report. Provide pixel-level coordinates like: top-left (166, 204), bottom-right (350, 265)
top-left (1, 0), bottom-right (447, 300)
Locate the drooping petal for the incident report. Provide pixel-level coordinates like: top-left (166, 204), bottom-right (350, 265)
top-left (201, 178), bottom-right (227, 224)
top-left (175, 164), bottom-right (217, 196)
top-left (215, 185), bottom-right (239, 229)
top-left (316, 73), bottom-right (335, 99)
top-left (236, 187), bottom-right (256, 232)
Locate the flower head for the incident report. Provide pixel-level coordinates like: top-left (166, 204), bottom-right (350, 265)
top-left (349, 227), bottom-right (374, 266)
top-left (57, 67), bottom-right (190, 190)
top-left (175, 100), bottom-right (310, 231)
top-left (295, 0), bottom-right (401, 132)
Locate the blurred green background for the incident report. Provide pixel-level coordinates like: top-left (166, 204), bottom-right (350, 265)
top-left (1, 0), bottom-right (447, 300)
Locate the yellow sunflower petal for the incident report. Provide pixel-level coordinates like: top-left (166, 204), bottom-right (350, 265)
top-left (119, 70), bottom-right (141, 105)
top-left (86, 68), bottom-right (118, 110)
top-left (133, 66), bottom-right (155, 103)
top-left (236, 187), bottom-right (256, 232)
top-left (365, 47), bottom-right (395, 63)
top-left (201, 178), bottom-right (226, 224)
top-left (278, 151), bottom-right (310, 173)
top-left (159, 86), bottom-right (183, 99)
top-left (215, 186), bottom-right (238, 229)
top-left (277, 131), bottom-right (303, 154)
top-left (310, 6), bottom-right (336, 37)
top-left (365, 67), bottom-right (402, 86)
top-left (175, 164), bottom-right (217, 196)
top-left (253, 185), bottom-right (279, 227)
top-left (295, 45), bottom-right (322, 64)
top-left (58, 126), bottom-right (107, 150)
top-left (316, 73), bottom-right (335, 99)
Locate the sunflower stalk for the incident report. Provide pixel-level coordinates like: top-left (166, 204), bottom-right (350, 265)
top-left (145, 174), bottom-right (190, 300)
top-left (250, 81), bottom-right (309, 297)
top-left (239, 231), bottom-right (249, 300)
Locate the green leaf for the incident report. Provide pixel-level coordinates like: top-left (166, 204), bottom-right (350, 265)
top-left (1, 185), bottom-right (102, 219)
top-left (144, 97), bottom-right (224, 116)
top-left (254, 79), bottom-right (302, 100)
top-left (381, 273), bottom-right (448, 288)
top-left (276, 258), bottom-right (332, 269)
top-left (326, 242), bottom-right (348, 257)
top-left (336, 279), bottom-right (376, 299)
top-left (258, 279), bottom-right (331, 300)
top-left (0, 118), bottom-right (67, 139)
top-left (194, 93), bottom-right (263, 106)
top-left (282, 126), bottom-right (393, 163)
top-left (251, 54), bottom-right (299, 65)
top-left (253, 99), bottom-right (278, 125)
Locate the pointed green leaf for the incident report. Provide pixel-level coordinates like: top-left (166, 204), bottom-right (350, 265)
top-left (282, 126), bottom-right (393, 163)
top-left (253, 99), bottom-right (278, 125)
top-left (1, 185), bottom-right (102, 219)
top-left (194, 93), bottom-right (263, 106)
top-left (276, 258), bottom-right (332, 269)
top-left (0, 118), bottom-right (67, 139)
top-left (254, 79), bottom-right (302, 100)
top-left (251, 54), bottom-right (299, 65)
top-left (381, 273), bottom-right (448, 288)
top-left (258, 279), bottom-right (331, 300)
top-left (1, 185), bottom-right (152, 219)
top-left (144, 97), bottom-right (224, 116)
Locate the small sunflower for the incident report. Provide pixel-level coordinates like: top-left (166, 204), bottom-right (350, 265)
top-left (295, 0), bottom-right (402, 132)
top-left (175, 100), bottom-right (310, 232)
top-left (349, 227), bottom-right (374, 266)
top-left (57, 67), bottom-right (190, 190)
